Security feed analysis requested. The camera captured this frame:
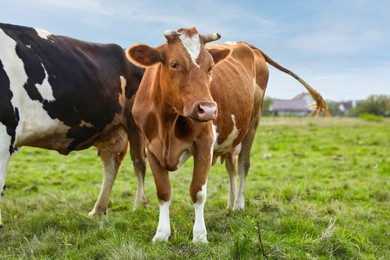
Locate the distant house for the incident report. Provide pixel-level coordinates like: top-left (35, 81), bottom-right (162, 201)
top-left (269, 92), bottom-right (314, 116)
top-left (338, 101), bottom-right (356, 114)
top-left (326, 100), bottom-right (357, 116)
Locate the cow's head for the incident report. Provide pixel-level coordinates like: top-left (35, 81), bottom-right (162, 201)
top-left (126, 28), bottom-right (231, 122)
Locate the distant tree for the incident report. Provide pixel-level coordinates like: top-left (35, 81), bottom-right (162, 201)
top-left (348, 95), bottom-right (390, 117)
top-left (326, 100), bottom-right (342, 116)
top-left (261, 96), bottom-right (273, 116)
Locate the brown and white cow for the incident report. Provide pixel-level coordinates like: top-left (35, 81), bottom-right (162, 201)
top-left (126, 28), bottom-right (328, 243)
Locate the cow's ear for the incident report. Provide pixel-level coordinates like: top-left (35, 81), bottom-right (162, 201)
top-left (126, 44), bottom-right (162, 67)
top-left (208, 48), bottom-right (231, 65)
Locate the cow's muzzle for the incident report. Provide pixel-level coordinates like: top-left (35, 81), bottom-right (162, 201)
top-left (186, 101), bottom-right (217, 122)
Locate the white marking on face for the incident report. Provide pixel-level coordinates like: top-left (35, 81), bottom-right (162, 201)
top-left (193, 183), bottom-right (208, 243)
top-left (213, 114), bottom-right (240, 153)
top-left (35, 28), bottom-right (52, 40)
top-left (36, 64), bottom-right (55, 102)
top-left (0, 28), bottom-right (69, 149)
top-left (152, 200), bottom-right (171, 242)
top-left (179, 33), bottom-right (201, 68)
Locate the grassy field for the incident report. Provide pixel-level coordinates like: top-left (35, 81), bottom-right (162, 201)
top-left (1, 117), bottom-right (389, 259)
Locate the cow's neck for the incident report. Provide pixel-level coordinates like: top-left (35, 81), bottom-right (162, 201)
top-left (144, 80), bottom-right (193, 171)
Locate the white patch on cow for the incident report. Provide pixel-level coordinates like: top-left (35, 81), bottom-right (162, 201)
top-left (0, 123), bottom-right (12, 227)
top-left (225, 41), bottom-right (238, 45)
top-left (0, 123), bottom-right (12, 156)
top-left (0, 124), bottom-right (12, 178)
top-left (177, 150), bottom-right (191, 169)
top-left (253, 77), bottom-right (258, 91)
top-left (36, 64), bottom-right (55, 102)
top-left (211, 124), bottom-right (217, 163)
top-left (120, 76), bottom-right (126, 90)
top-left (35, 28), bottom-right (52, 40)
top-left (152, 200), bottom-right (171, 242)
top-left (213, 114), bottom-right (240, 154)
top-left (179, 33), bottom-right (201, 68)
top-left (235, 171), bottom-right (246, 210)
top-left (80, 120), bottom-right (94, 128)
top-left (0, 28), bottom-right (70, 149)
top-left (193, 183), bottom-right (208, 243)
top-left (118, 76), bottom-right (126, 107)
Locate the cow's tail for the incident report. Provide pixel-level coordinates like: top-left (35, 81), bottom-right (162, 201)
top-left (248, 44), bottom-right (329, 116)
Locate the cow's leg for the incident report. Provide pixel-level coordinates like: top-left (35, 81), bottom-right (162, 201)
top-left (128, 131), bottom-right (147, 210)
top-left (89, 145), bottom-right (127, 216)
top-left (0, 126), bottom-right (12, 227)
top-left (190, 143), bottom-right (212, 243)
top-left (235, 121), bottom-right (260, 210)
top-left (148, 151), bottom-right (171, 242)
top-left (225, 154), bottom-right (237, 209)
top-left (0, 155), bottom-right (10, 227)
top-left (234, 84), bottom-right (263, 210)
top-left (0, 156), bottom-right (9, 228)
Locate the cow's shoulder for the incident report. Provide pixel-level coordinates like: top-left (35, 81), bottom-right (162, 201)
top-left (132, 65), bottom-right (159, 133)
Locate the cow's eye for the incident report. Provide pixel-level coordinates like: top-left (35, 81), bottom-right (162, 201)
top-left (170, 62), bottom-right (179, 69)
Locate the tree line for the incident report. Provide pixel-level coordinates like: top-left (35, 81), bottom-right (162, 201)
top-left (328, 95), bottom-right (390, 117)
top-left (261, 95), bottom-right (390, 117)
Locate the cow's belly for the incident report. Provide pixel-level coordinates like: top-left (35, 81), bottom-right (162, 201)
top-left (213, 114), bottom-right (241, 154)
top-left (15, 113), bottom-right (123, 154)
top-left (15, 116), bottom-right (72, 152)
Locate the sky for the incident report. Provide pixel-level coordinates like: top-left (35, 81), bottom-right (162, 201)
top-left (1, 0), bottom-right (389, 101)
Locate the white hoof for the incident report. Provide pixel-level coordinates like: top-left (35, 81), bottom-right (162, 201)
top-left (192, 229), bottom-right (208, 244)
top-left (152, 230), bottom-right (171, 243)
top-left (192, 234), bottom-right (208, 244)
top-left (133, 196), bottom-right (148, 210)
top-left (233, 200), bottom-right (245, 210)
top-left (88, 208), bottom-right (106, 217)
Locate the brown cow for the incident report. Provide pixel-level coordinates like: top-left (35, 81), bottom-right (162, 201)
top-left (126, 28), bottom-right (328, 243)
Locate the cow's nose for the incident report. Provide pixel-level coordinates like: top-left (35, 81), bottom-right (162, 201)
top-left (192, 101), bottom-right (217, 121)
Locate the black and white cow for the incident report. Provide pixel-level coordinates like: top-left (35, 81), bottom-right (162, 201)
top-left (0, 23), bottom-right (146, 226)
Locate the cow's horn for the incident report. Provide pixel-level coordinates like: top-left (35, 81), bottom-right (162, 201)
top-left (204, 33), bottom-right (221, 43)
top-left (164, 30), bottom-right (180, 40)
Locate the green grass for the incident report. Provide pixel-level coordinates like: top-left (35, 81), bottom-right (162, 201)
top-left (359, 112), bottom-right (384, 122)
top-left (1, 117), bottom-right (389, 259)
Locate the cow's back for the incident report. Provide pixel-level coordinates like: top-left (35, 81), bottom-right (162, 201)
top-left (0, 23), bottom-right (139, 154)
top-left (207, 42), bottom-right (263, 154)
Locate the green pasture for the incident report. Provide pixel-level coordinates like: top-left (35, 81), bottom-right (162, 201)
top-left (1, 117), bottom-right (389, 259)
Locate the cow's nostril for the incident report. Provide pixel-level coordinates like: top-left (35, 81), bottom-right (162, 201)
top-left (195, 102), bottom-right (217, 121)
top-left (198, 105), bottom-right (205, 114)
